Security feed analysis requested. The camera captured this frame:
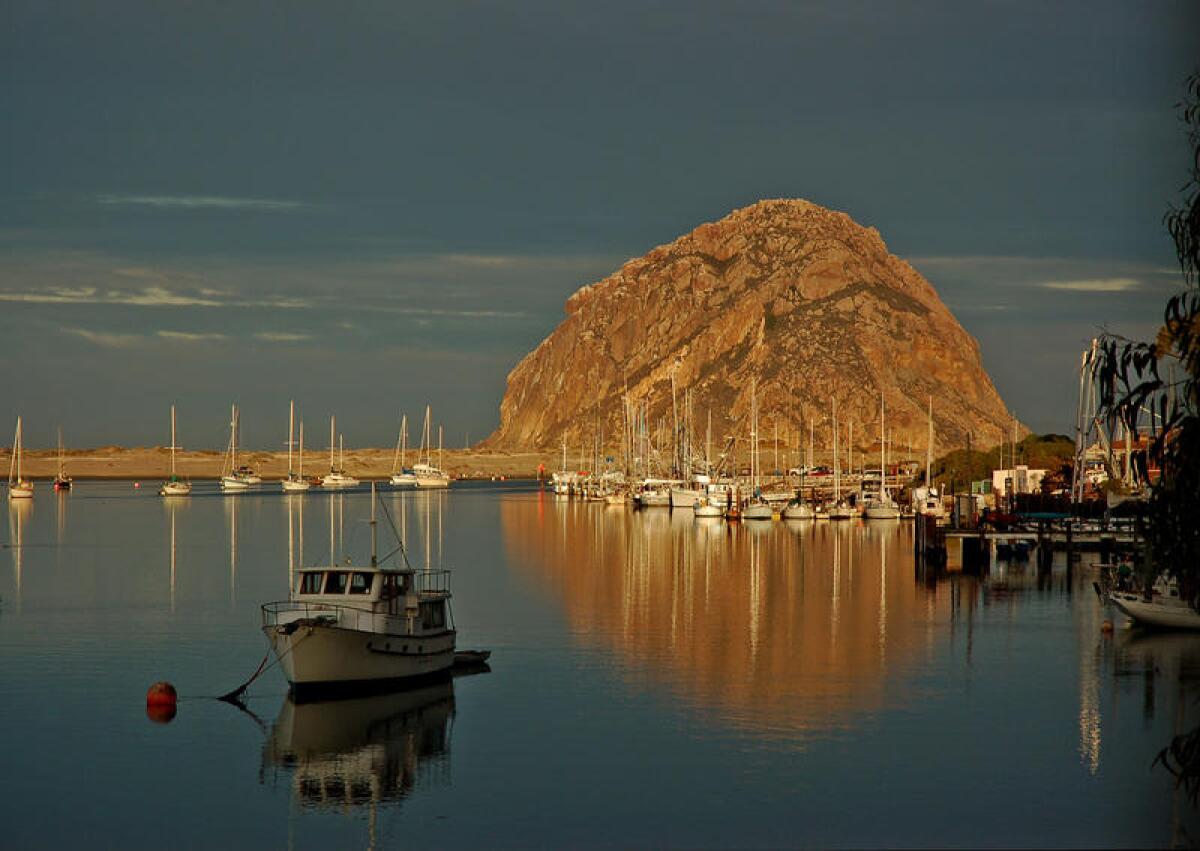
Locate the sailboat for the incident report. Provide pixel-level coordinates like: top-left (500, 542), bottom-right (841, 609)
top-left (413, 406), bottom-right (450, 489)
top-left (52, 426), bottom-right (72, 490)
top-left (742, 381), bottom-right (773, 521)
top-left (160, 405), bottom-right (193, 496)
top-left (863, 393), bottom-right (901, 520)
top-left (221, 404), bottom-right (255, 491)
top-left (7, 417), bottom-right (33, 500)
top-left (282, 401), bottom-right (311, 492)
top-left (828, 400), bottom-right (855, 520)
top-left (389, 414), bottom-right (417, 487)
top-left (915, 396), bottom-right (944, 518)
top-left (321, 415), bottom-right (359, 489)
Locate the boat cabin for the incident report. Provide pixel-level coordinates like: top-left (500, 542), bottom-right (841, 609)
top-left (288, 565), bottom-right (451, 632)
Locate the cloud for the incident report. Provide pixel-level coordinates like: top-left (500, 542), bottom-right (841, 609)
top-left (94, 194), bottom-right (309, 212)
top-left (0, 285), bottom-right (309, 310)
top-left (61, 327), bottom-right (143, 347)
top-left (156, 330), bottom-right (228, 342)
top-left (254, 332), bottom-right (311, 342)
top-left (1041, 278), bottom-right (1140, 292)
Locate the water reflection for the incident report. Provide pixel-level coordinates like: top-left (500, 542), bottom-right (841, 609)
top-left (262, 683), bottom-right (454, 813)
top-left (8, 499), bottom-right (30, 611)
top-left (504, 501), bottom-right (941, 743)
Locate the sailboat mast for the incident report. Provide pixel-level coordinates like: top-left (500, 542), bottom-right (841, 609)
top-left (288, 400), bottom-right (295, 476)
top-left (170, 405), bottom-right (177, 477)
top-left (880, 394), bottom-right (887, 497)
top-left (832, 399), bottom-right (840, 501)
top-left (298, 421), bottom-right (305, 477)
top-left (438, 425), bottom-right (444, 472)
top-left (926, 396), bottom-right (933, 488)
top-left (329, 415), bottom-right (336, 472)
top-left (15, 416), bottom-right (22, 483)
top-left (58, 426), bottom-right (64, 478)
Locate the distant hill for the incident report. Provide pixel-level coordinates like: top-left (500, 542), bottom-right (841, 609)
top-left (485, 199), bottom-right (1019, 454)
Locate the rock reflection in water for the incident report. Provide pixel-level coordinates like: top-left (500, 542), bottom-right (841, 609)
top-left (262, 682), bottom-right (454, 811)
top-left (504, 497), bottom-right (947, 743)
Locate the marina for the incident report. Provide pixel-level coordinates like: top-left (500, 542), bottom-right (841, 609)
top-left (0, 480), bottom-right (1194, 847)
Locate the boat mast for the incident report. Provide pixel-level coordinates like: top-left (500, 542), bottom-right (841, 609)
top-left (170, 405), bottom-right (178, 478)
top-left (298, 421), bottom-right (305, 477)
top-left (926, 395), bottom-right (933, 489)
top-left (370, 481), bottom-right (377, 567)
top-left (438, 425), bottom-right (444, 472)
top-left (879, 393), bottom-right (887, 499)
top-left (329, 415), bottom-right (336, 473)
top-left (287, 400), bottom-right (295, 477)
top-left (391, 414), bottom-right (406, 475)
top-left (57, 426), bottom-right (64, 479)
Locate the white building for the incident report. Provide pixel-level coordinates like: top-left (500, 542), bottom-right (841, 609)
top-left (991, 465), bottom-right (1046, 496)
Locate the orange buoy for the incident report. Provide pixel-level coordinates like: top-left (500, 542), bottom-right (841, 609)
top-left (1101, 619), bottom-right (1114, 634)
top-left (146, 681), bottom-right (177, 706)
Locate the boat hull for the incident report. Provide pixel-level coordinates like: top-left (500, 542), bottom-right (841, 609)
top-left (743, 504), bottom-right (774, 521)
top-left (781, 504), bottom-right (814, 520)
top-left (281, 479), bottom-right (311, 492)
top-left (1111, 595), bottom-right (1200, 630)
top-left (221, 477), bottom-right (251, 491)
top-left (265, 623), bottom-right (457, 696)
top-left (415, 476), bottom-right (450, 489)
top-left (864, 505), bottom-right (900, 520)
top-left (160, 481), bottom-right (192, 496)
top-left (390, 474), bottom-right (418, 487)
top-left (8, 484), bottom-right (33, 500)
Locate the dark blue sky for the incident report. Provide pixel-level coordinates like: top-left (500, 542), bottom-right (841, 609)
top-left (2, 1), bottom-right (1197, 449)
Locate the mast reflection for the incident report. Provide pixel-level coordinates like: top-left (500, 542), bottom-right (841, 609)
top-left (8, 499), bottom-right (30, 612)
top-left (503, 502), bottom-right (936, 743)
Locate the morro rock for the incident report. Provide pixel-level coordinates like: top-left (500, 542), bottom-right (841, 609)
top-left (485, 199), bottom-right (1017, 455)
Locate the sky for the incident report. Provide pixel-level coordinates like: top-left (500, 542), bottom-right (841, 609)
top-left (2, 1), bottom-right (1198, 451)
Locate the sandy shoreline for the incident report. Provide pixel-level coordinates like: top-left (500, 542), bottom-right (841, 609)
top-left (2, 447), bottom-right (559, 481)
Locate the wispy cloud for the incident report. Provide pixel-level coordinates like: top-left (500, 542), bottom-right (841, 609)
top-left (94, 194), bottom-right (309, 212)
top-left (0, 285), bottom-right (309, 310)
top-left (1041, 278), bottom-right (1140, 292)
top-left (61, 327), bottom-right (143, 348)
top-left (156, 330), bottom-right (228, 342)
top-left (254, 331), bottom-right (310, 342)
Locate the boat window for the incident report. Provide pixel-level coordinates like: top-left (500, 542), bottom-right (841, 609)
top-left (350, 572), bottom-right (374, 594)
top-left (299, 572), bottom-right (324, 595)
top-left (324, 571), bottom-right (349, 594)
top-left (420, 600), bottom-right (446, 629)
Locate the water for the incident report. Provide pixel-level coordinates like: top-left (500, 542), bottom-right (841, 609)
top-left (1, 482), bottom-right (1195, 848)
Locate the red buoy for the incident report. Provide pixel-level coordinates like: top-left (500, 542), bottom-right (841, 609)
top-left (146, 681), bottom-right (177, 706)
top-left (133, 482), bottom-right (141, 488)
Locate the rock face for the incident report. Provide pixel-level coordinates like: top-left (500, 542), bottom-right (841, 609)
top-left (485, 199), bottom-right (1017, 456)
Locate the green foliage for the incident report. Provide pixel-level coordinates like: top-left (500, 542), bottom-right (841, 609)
top-left (1095, 71), bottom-right (1200, 804)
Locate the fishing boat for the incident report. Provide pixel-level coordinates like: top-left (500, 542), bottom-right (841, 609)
top-left (261, 486), bottom-right (457, 699)
top-left (160, 405), bottom-right (192, 496)
top-left (1111, 578), bottom-right (1200, 631)
top-left (221, 405), bottom-right (257, 491)
top-left (321, 416), bottom-right (360, 489)
top-left (7, 417), bottom-right (33, 500)
top-left (693, 494), bottom-right (724, 518)
top-left (389, 414), bottom-right (417, 487)
top-left (282, 401), bottom-right (311, 493)
top-left (413, 407), bottom-right (451, 489)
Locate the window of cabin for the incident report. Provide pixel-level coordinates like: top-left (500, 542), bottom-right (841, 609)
top-left (299, 572), bottom-right (324, 595)
top-left (324, 571), bottom-right (349, 594)
top-left (420, 600), bottom-right (446, 630)
top-left (350, 572), bottom-right (374, 595)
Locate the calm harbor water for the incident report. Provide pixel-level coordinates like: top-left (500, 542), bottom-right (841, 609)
top-left (1, 481), bottom-right (1195, 848)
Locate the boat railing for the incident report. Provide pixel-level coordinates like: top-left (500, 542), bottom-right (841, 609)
top-left (414, 569), bottom-right (451, 596)
top-left (262, 600), bottom-right (382, 633)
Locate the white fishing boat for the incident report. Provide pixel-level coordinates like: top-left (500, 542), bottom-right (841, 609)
top-left (321, 416), bottom-right (360, 489)
top-left (389, 414), bottom-right (417, 487)
top-left (1111, 579), bottom-right (1200, 630)
top-left (863, 394), bottom-right (900, 520)
top-left (693, 494), bottom-right (724, 518)
top-left (7, 417), bottom-right (33, 500)
top-left (160, 405), bottom-right (193, 496)
top-left (413, 407), bottom-right (451, 489)
top-left (282, 402), bottom-right (311, 493)
top-left (261, 486), bottom-right (457, 699)
top-left (221, 405), bottom-right (257, 491)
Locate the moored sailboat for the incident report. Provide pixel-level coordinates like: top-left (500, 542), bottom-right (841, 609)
top-left (413, 407), bottom-right (450, 489)
top-left (321, 416), bottom-right (360, 489)
top-left (282, 401), bottom-right (311, 493)
top-left (389, 414), bottom-right (417, 487)
top-left (7, 417), bottom-right (34, 500)
top-left (160, 405), bottom-right (193, 496)
top-left (53, 427), bottom-right (72, 491)
top-left (221, 405), bottom-right (258, 491)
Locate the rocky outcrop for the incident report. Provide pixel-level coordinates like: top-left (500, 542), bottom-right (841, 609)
top-left (485, 199), bottom-right (1018, 454)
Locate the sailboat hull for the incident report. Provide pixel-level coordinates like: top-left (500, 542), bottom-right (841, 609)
top-left (8, 484), bottom-right (33, 500)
